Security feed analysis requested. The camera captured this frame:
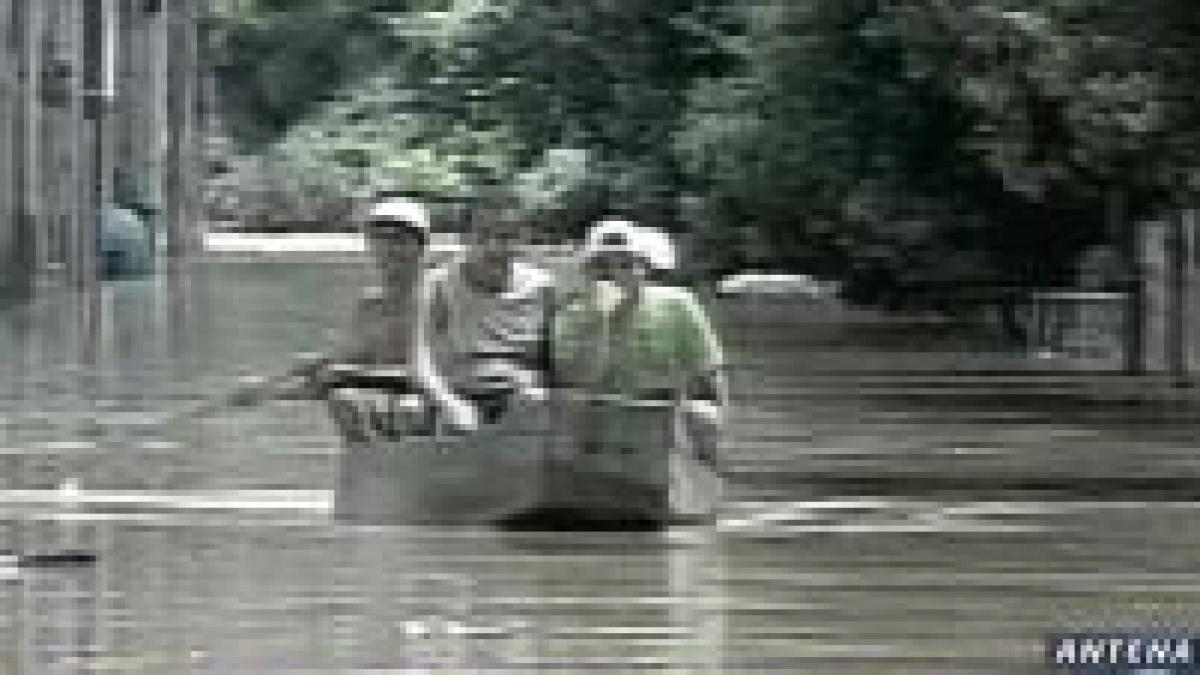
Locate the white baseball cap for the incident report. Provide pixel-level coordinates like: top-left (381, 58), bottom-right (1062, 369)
top-left (582, 218), bottom-right (675, 272)
top-left (365, 198), bottom-right (431, 239)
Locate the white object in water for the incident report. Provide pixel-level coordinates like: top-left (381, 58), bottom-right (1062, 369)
top-left (0, 554), bottom-right (16, 580)
top-left (58, 477), bottom-right (82, 501)
top-left (717, 272), bottom-right (838, 298)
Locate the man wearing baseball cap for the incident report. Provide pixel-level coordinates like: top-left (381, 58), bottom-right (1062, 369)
top-left (280, 195), bottom-right (433, 400)
top-left (207, 194), bottom-right (432, 410)
top-left (553, 217), bottom-right (728, 522)
top-left (351, 196), bottom-right (432, 365)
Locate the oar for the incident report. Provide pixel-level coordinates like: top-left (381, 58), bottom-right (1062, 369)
top-left (557, 388), bottom-right (679, 408)
top-left (159, 360), bottom-right (428, 425)
top-left (147, 352), bottom-right (335, 427)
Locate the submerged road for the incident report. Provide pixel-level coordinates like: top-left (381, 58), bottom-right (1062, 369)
top-left (0, 263), bottom-right (1196, 673)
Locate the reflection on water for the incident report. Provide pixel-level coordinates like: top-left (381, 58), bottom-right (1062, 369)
top-left (2, 498), bottom-right (1200, 673)
top-left (1, 517), bottom-right (729, 673)
top-left (0, 263), bottom-right (1199, 673)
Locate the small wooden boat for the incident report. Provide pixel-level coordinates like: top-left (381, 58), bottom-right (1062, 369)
top-left (325, 364), bottom-right (547, 526)
top-left (540, 389), bottom-right (723, 524)
top-left (538, 390), bottom-right (676, 521)
top-left (324, 365), bottom-right (721, 526)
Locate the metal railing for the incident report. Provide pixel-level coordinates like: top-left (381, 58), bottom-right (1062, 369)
top-left (1009, 290), bottom-right (1128, 361)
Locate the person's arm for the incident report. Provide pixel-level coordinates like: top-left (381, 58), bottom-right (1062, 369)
top-left (413, 268), bottom-right (478, 431)
top-left (511, 283), bottom-right (555, 398)
top-left (314, 292), bottom-right (372, 365)
top-left (674, 290), bottom-right (729, 423)
top-left (279, 293), bottom-right (376, 400)
top-left (550, 297), bottom-right (592, 390)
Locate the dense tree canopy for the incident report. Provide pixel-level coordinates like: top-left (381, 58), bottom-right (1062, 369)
top-left (673, 0), bottom-right (1200, 307)
top-left (209, 0), bottom-right (1200, 310)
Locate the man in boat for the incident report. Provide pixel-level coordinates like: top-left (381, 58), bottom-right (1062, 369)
top-left (337, 191), bottom-right (554, 523)
top-left (316, 196), bottom-right (434, 442)
top-left (142, 195), bottom-right (434, 459)
top-left (220, 196), bottom-right (432, 407)
top-left (552, 218), bottom-right (728, 520)
top-left (343, 196), bottom-right (431, 366)
top-left (413, 191), bottom-right (556, 433)
top-left (222, 190), bottom-right (553, 419)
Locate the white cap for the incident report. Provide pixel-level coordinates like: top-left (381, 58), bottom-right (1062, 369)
top-left (582, 218), bottom-right (675, 272)
top-left (635, 225), bottom-right (677, 272)
top-left (366, 198), bottom-right (430, 236)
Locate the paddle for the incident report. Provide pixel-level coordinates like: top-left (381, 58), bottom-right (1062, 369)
top-left (119, 353), bottom-right (343, 430)
top-left (556, 389), bottom-right (678, 408)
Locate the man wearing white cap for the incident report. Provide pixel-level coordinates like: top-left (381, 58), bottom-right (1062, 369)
top-left (553, 218), bottom-right (728, 521)
top-left (273, 195), bottom-right (432, 399)
top-left (349, 196), bottom-right (432, 364)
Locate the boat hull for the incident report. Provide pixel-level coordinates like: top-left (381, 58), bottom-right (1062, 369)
top-left (541, 399), bottom-right (674, 520)
top-left (326, 385), bottom-right (721, 526)
top-left (328, 388), bottom-right (546, 525)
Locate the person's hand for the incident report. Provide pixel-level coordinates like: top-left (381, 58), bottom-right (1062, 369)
top-left (680, 400), bottom-right (723, 469)
top-left (292, 370), bottom-right (330, 401)
top-left (521, 386), bottom-right (548, 403)
top-left (511, 369), bottom-right (547, 403)
top-left (274, 366), bottom-right (330, 402)
top-left (682, 399), bottom-right (721, 426)
top-left (444, 398), bottom-right (480, 434)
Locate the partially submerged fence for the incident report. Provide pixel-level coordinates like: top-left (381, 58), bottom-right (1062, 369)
top-left (1014, 290), bottom-right (1127, 362)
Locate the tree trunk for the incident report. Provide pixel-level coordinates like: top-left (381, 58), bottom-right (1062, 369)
top-left (1167, 208), bottom-right (1189, 384)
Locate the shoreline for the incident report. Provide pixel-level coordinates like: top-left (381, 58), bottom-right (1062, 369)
top-left (199, 231), bottom-right (576, 264)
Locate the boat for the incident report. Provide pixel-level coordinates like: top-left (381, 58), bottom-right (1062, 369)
top-left (538, 389), bottom-right (701, 523)
top-left (324, 363), bottom-right (545, 525)
top-left (323, 365), bottom-right (722, 526)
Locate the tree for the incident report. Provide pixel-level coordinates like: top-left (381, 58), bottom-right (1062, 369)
top-left (210, 0), bottom-right (1200, 332)
top-left (210, 0), bottom-right (740, 232)
top-left (676, 0), bottom-right (1200, 313)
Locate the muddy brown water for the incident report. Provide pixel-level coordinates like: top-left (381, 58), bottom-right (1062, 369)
top-left (0, 263), bottom-right (1196, 673)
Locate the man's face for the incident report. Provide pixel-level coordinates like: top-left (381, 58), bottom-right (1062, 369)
top-left (590, 249), bottom-right (647, 288)
top-left (367, 222), bottom-right (423, 268)
top-left (471, 214), bottom-right (525, 269)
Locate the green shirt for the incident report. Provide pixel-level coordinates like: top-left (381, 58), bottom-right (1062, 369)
top-left (552, 284), bottom-right (724, 399)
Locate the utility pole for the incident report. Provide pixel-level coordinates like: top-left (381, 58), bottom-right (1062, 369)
top-left (80, 0), bottom-right (116, 291)
top-left (1168, 207), bottom-right (1193, 386)
top-left (164, 0), bottom-right (199, 265)
top-left (0, 0), bottom-right (17, 305)
top-left (16, 0), bottom-right (44, 299)
top-left (161, 0), bottom-right (202, 358)
top-left (1114, 186), bottom-right (1146, 375)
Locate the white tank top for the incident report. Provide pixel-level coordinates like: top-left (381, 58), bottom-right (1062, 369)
top-left (428, 257), bottom-right (553, 391)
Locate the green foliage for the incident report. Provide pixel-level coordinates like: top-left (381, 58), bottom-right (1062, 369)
top-left (212, 0), bottom-right (738, 231)
top-left (210, 0), bottom-right (1200, 312)
top-left (674, 0), bottom-right (1200, 310)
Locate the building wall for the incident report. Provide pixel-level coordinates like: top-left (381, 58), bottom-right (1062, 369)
top-left (1139, 210), bottom-right (1200, 374)
top-left (0, 0), bottom-right (29, 305)
top-left (0, 0), bottom-right (199, 305)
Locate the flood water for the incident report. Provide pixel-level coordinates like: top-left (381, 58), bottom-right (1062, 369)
top-left (0, 261), bottom-right (1198, 673)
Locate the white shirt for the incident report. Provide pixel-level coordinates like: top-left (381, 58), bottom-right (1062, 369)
top-left (416, 256), bottom-right (554, 403)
